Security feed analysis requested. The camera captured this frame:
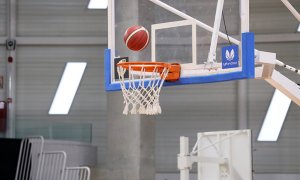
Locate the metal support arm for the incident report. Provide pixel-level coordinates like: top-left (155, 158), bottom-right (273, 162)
top-left (281, 0), bottom-right (300, 22)
top-left (178, 136), bottom-right (228, 180)
top-left (255, 50), bottom-right (300, 106)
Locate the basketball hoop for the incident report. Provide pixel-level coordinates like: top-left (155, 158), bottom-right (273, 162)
top-left (117, 61), bottom-right (180, 115)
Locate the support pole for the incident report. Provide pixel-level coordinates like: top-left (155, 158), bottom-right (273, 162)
top-left (237, 81), bottom-right (248, 129)
top-left (6, 0), bottom-right (17, 137)
top-left (207, 0), bottom-right (225, 64)
top-left (107, 1), bottom-right (155, 180)
top-left (281, 0), bottom-right (300, 22)
top-left (237, 0), bottom-right (249, 130)
top-left (179, 136), bottom-right (190, 180)
top-left (240, 0), bottom-right (249, 32)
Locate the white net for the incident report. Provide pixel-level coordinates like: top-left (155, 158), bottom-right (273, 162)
top-left (117, 64), bottom-right (170, 115)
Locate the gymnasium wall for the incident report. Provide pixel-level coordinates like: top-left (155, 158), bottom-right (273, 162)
top-left (0, 0), bottom-right (108, 170)
top-left (0, 0), bottom-right (299, 178)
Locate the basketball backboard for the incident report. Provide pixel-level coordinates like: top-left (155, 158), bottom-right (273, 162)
top-left (178, 129), bottom-right (252, 180)
top-left (105, 0), bottom-right (255, 91)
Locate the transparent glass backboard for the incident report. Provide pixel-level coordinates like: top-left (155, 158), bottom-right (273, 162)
top-left (178, 130), bottom-right (252, 180)
top-left (105, 0), bottom-right (254, 91)
top-left (196, 130), bottom-right (252, 180)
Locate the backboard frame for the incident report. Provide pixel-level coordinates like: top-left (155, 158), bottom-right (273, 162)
top-left (178, 129), bottom-right (253, 180)
top-left (105, 32), bottom-right (254, 91)
top-left (105, 0), bottom-right (255, 91)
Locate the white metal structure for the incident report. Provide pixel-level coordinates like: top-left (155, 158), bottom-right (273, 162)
top-left (281, 0), bottom-right (300, 22)
top-left (149, 0), bottom-right (235, 67)
top-left (15, 136), bottom-right (44, 180)
top-left (178, 130), bottom-right (252, 180)
top-left (15, 136), bottom-right (91, 180)
top-left (151, 20), bottom-right (197, 66)
top-left (254, 0), bottom-right (300, 98)
top-left (150, 19), bottom-right (243, 77)
top-left (65, 167), bottom-right (91, 180)
top-left (255, 51), bottom-right (300, 106)
top-left (38, 151), bottom-right (67, 180)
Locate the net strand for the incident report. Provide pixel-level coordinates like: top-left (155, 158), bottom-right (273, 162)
top-left (117, 64), bottom-right (169, 115)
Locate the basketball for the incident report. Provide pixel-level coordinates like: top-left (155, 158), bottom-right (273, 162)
top-left (124, 25), bottom-right (149, 51)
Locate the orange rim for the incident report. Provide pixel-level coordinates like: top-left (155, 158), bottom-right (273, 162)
top-left (117, 61), bottom-right (171, 73)
top-left (117, 61), bottom-right (181, 81)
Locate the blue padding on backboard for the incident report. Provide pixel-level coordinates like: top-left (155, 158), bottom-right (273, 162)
top-left (242, 32), bottom-right (255, 79)
top-left (105, 32), bottom-right (255, 91)
top-left (104, 49), bottom-right (113, 90)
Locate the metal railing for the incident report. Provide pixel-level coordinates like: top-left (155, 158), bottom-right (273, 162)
top-left (65, 167), bottom-right (91, 180)
top-left (15, 136), bottom-right (44, 180)
top-left (14, 136), bottom-right (91, 180)
top-left (38, 151), bottom-right (67, 180)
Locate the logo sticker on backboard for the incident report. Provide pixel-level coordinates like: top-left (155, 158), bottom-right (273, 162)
top-left (222, 45), bottom-right (239, 69)
top-left (114, 57), bottom-right (129, 80)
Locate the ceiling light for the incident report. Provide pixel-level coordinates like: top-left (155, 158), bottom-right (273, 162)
top-left (257, 89), bottom-right (291, 142)
top-left (49, 62), bottom-right (87, 115)
top-left (88, 0), bottom-right (108, 9)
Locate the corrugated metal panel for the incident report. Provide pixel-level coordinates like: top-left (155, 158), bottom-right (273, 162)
top-left (17, 0), bottom-right (107, 37)
top-left (250, 0), bottom-right (300, 34)
top-left (16, 45), bottom-right (107, 166)
top-left (0, 0), bottom-right (6, 36)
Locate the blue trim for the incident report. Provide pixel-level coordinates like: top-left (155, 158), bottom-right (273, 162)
top-left (242, 32), bottom-right (255, 78)
top-left (105, 32), bottom-right (255, 91)
top-left (104, 49), bottom-right (112, 90)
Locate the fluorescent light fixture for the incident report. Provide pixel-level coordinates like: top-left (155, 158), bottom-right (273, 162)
top-left (49, 62), bottom-right (87, 115)
top-left (257, 89), bottom-right (291, 141)
top-left (88, 0), bottom-right (108, 9)
top-left (297, 24), bottom-right (300, 32)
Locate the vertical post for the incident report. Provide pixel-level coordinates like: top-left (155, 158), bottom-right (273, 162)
top-left (179, 136), bottom-right (189, 180)
top-left (107, 0), bottom-right (115, 82)
top-left (6, 0), bottom-right (17, 137)
top-left (151, 25), bottom-right (156, 62)
top-left (207, 0), bottom-right (225, 64)
top-left (107, 1), bottom-right (155, 179)
top-left (192, 22), bottom-right (197, 65)
top-left (240, 0), bottom-right (249, 33)
top-left (237, 81), bottom-right (248, 129)
top-left (237, 0), bottom-right (249, 130)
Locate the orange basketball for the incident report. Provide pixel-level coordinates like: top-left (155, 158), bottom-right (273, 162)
top-left (124, 25), bottom-right (149, 51)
